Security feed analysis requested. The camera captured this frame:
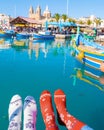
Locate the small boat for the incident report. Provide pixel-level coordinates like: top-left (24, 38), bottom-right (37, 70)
top-left (0, 31), bottom-right (6, 37)
top-left (33, 31), bottom-right (55, 40)
top-left (71, 32), bottom-right (104, 72)
top-left (0, 30), bottom-right (16, 38)
top-left (16, 33), bottom-right (31, 39)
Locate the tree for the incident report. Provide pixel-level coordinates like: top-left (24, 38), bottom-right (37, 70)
top-left (86, 19), bottom-right (92, 25)
top-left (78, 20), bottom-right (84, 25)
top-left (53, 13), bottom-right (60, 22)
top-left (61, 14), bottom-right (67, 22)
top-left (94, 18), bottom-right (102, 27)
top-left (68, 18), bottom-right (76, 23)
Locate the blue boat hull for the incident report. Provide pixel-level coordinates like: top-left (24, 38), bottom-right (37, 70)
top-left (75, 49), bottom-right (104, 71)
top-left (73, 34), bottom-right (104, 72)
top-left (16, 33), bottom-right (30, 40)
top-left (33, 33), bottom-right (55, 40)
top-left (83, 57), bottom-right (101, 70)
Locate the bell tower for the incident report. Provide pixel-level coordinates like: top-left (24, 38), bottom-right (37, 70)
top-left (29, 6), bottom-right (34, 18)
top-left (36, 5), bottom-right (41, 20)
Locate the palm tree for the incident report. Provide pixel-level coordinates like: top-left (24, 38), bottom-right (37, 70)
top-left (86, 19), bottom-right (92, 25)
top-left (61, 14), bottom-right (67, 22)
top-left (79, 20), bottom-right (84, 25)
top-left (53, 13), bottom-right (60, 22)
top-left (68, 18), bottom-right (76, 23)
top-left (94, 18), bottom-right (102, 27)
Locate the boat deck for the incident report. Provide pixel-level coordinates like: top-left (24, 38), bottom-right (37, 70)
top-left (78, 45), bottom-right (104, 54)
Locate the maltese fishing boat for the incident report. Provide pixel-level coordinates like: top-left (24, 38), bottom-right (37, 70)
top-left (71, 28), bottom-right (104, 72)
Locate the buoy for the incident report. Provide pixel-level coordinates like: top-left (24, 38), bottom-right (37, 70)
top-left (100, 62), bottom-right (104, 72)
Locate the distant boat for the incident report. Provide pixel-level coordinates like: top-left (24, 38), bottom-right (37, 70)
top-left (5, 30), bottom-right (16, 37)
top-left (33, 31), bottom-right (55, 40)
top-left (0, 30), bottom-right (15, 38)
top-left (0, 31), bottom-right (6, 37)
top-left (16, 33), bottom-right (30, 39)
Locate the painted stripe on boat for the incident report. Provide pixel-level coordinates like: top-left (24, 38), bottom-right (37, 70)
top-left (85, 52), bottom-right (104, 61)
top-left (83, 58), bottom-right (100, 69)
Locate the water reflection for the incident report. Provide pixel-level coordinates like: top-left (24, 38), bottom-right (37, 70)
top-left (28, 39), bottom-right (70, 60)
top-left (0, 37), bottom-right (12, 50)
top-left (71, 65), bottom-right (104, 92)
top-left (1, 37), bottom-right (104, 93)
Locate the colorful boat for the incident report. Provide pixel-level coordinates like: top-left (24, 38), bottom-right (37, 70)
top-left (0, 30), bottom-right (15, 38)
top-left (16, 33), bottom-right (30, 39)
top-left (0, 31), bottom-right (6, 37)
top-left (71, 33), bottom-right (104, 72)
top-left (33, 31), bottom-right (55, 40)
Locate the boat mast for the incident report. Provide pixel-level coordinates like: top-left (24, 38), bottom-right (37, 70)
top-left (67, 0), bottom-right (69, 16)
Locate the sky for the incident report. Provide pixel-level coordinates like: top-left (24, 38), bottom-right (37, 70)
top-left (0, 0), bottom-right (104, 19)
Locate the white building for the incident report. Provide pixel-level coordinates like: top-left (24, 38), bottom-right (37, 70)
top-left (0, 13), bottom-right (11, 29)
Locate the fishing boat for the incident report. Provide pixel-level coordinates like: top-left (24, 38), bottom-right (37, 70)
top-left (0, 31), bottom-right (6, 37)
top-left (71, 28), bottom-right (104, 72)
top-left (0, 30), bottom-right (16, 39)
top-left (16, 33), bottom-right (30, 39)
top-left (33, 31), bottom-right (55, 40)
top-left (5, 30), bottom-right (16, 38)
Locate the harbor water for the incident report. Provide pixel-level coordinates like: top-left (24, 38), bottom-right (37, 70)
top-left (0, 38), bottom-right (104, 130)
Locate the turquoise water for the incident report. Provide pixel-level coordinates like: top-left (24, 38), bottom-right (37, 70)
top-left (0, 38), bottom-right (104, 130)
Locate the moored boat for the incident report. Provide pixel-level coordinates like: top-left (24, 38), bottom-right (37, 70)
top-left (33, 31), bottom-right (55, 40)
top-left (0, 31), bottom-right (6, 38)
top-left (71, 33), bottom-right (104, 72)
top-left (16, 33), bottom-right (30, 39)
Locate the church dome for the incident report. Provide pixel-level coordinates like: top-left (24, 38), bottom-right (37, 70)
top-left (43, 6), bottom-right (51, 14)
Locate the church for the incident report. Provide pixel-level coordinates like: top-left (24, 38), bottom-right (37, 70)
top-left (10, 5), bottom-right (52, 28)
top-left (29, 5), bottom-right (51, 20)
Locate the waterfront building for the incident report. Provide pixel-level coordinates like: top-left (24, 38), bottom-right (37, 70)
top-left (78, 15), bottom-right (104, 28)
top-left (10, 16), bottom-right (42, 29)
top-left (0, 13), bottom-right (12, 29)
